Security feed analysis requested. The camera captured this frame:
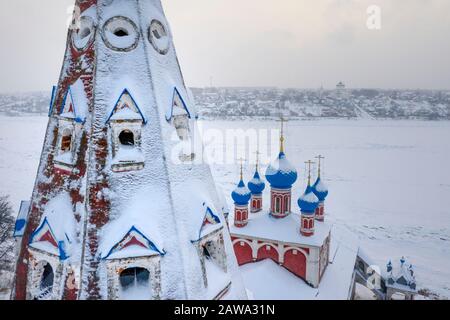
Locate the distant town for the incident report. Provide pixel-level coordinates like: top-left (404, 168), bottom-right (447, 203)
top-left (1, 83), bottom-right (450, 120)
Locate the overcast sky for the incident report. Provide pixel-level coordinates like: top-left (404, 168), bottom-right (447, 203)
top-left (0, 0), bottom-right (449, 93)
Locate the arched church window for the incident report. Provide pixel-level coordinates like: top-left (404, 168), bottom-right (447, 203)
top-left (119, 130), bottom-right (135, 146)
top-left (284, 196), bottom-right (289, 213)
top-left (275, 197), bottom-right (281, 212)
top-left (61, 130), bottom-right (72, 152)
top-left (120, 267), bottom-right (150, 289)
top-left (40, 263), bottom-right (54, 292)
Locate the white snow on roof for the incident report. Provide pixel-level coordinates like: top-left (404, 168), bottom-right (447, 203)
top-left (230, 211), bottom-right (331, 247)
top-left (99, 186), bottom-right (168, 259)
top-left (266, 154), bottom-right (297, 175)
top-left (300, 190), bottom-right (319, 203)
top-left (241, 225), bottom-right (358, 300)
top-left (315, 179), bottom-right (328, 193)
top-left (39, 193), bottom-right (76, 244)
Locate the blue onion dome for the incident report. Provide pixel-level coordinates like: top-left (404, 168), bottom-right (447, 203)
top-left (298, 185), bottom-right (319, 214)
top-left (265, 152), bottom-right (298, 189)
top-left (231, 180), bottom-right (251, 205)
top-left (248, 171), bottom-right (266, 194)
top-left (312, 176), bottom-right (329, 201)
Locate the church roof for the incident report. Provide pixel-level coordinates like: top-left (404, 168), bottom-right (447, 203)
top-left (230, 211), bottom-right (331, 248)
top-left (248, 170), bottom-right (266, 194)
top-left (231, 180), bottom-right (251, 205)
top-left (298, 185), bottom-right (319, 214)
top-left (29, 193), bottom-right (76, 260)
top-left (265, 152), bottom-right (298, 189)
top-left (312, 177), bottom-right (329, 202)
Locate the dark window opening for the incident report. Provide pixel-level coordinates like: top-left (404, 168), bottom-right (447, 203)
top-left (119, 130), bottom-right (135, 146)
top-left (120, 267), bottom-right (149, 289)
top-left (114, 28), bottom-right (129, 37)
top-left (40, 263), bottom-right (54, 291)
top-left (61, 134), bottom-right (72, 152)
top-left (203, 245), bottom-right (211, 260)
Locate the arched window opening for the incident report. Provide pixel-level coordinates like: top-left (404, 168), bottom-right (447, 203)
top-left (173, 115), bottom-right (190, 141)
top-left (275, 197), bottom-right (281, 213)
top-left (40, 263), bottom-right (54, 292)
top-left (61, 132), bottom-right (72, 152)
top-left (284, 196), bottom-right (289, 213)
top-left (119, 130), bottom-right (135, 146)
top-left (119, 267), bottom-right (151, 300)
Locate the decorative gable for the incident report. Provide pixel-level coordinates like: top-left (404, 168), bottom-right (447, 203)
top-left (195, 205), bottom-right (222, 242)
top-left (106, 89), bottom-right (147, 124)
top-left (166, 87), bottom-right (192, 121)
top-left (103, 226), bottom-right (165, 259)
top-left (29, 217), bottom-right (70, 260)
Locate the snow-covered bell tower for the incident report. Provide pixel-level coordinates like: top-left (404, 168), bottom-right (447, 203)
top-left (265, 119), bottom-right (298, 218)
top-left (12, 0), bottom-right (246, 301)
top-left (231, 162), bottom-right (252, 228)
top-left (312, 155), bottom-right (329, 222)
top-left (298, 161), bottom-right (319, 237)
top-left (247, 154), bottom-right (265, 213)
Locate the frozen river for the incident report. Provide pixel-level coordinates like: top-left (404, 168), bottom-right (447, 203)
top-left (0, 116), bottom-right (449, 297)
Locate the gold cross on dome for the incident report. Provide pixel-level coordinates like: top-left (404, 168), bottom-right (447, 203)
top-left (315, 155), bottom-right (325, 178)
top-left (238, 157), bottom-right (245, 181)
top-left (305, 160), bottom-right (315, 186)
top-left (254, 150), bottom-right (260, 171)
top-left (276, 116), bottom-right (289, 153)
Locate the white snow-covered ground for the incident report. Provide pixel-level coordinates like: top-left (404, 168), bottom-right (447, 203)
top-left (1, 116), bottom-right (450, 298)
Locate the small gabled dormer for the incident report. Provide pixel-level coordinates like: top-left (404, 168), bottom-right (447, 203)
top-left (166, 88), bottom-right (195, 162)
top-left (192, 203), bottom-right (228, 290)
top-left (53, 86), bottom-right (85, 171)
top-left (106, 89), bottom-right (146, 173)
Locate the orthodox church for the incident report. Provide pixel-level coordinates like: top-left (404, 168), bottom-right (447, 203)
top-left (11, 0), bottom-right (246, 300)
top-left (229, 124), bottom-right (331, 288)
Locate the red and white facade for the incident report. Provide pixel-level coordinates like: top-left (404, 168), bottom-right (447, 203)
top-left (250, 194), bottom-right (263, 213)
top-left (234, 204), bottom-right (249, 228)
top-left (270, 188), bottom-right (292, 218)
top-left (300, 214), bottom-right (315, 237)
top-left (229, 213), bottom-right (331, 288)
top-left (315, 202), bottom-right (325, 221)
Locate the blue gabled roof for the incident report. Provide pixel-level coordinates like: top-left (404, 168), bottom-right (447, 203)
top-left (106, 89), bottom-right (147, 124)
top-left (102, 225), bottom-right (166, 259)
top-left (59, 87), bottom-right (85, 124)
top-left (192, 204), bottom-right (222, 242)
top-left (166, 87), bottom-right (192, 121)
top-left (14, 200), bottom-right (31, 238)
top-left (29, 217), bottom-right (71, 260)
top-left (48, 85), bottom-right (57, 117)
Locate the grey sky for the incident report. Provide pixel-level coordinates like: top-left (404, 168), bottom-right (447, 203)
top-left (0, 0), bottom-right (449, 93)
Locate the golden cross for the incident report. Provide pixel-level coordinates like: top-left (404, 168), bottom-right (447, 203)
top-left (315, 155), bottom-right (325, 178)
top-left (238, 157), bottom-right (245, 181)
top-left (305, 160), bottom-right (315, 186)
top-left (276, 116), bottom-right (289, 153)
top-left (254, 150), bottom-right (260, 171)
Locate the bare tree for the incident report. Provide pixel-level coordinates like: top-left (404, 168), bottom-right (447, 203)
top-left (0, 196), bottom-right (14, 271)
